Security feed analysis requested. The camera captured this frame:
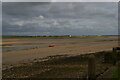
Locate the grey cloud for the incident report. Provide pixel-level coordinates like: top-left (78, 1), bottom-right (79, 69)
top-left (3, 2), bottom-right (51, 19)
top-left (2, 0), bottom-right (52, 2)
top-left (0, 2), bottom-right (1, 36)
top-left (2, 0), bottom-right (119, 2)
top-left (2, 2), bottom-right (118, 36)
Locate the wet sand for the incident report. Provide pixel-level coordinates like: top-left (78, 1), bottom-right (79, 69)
top-left (2, 36), bottom-right (118, 69)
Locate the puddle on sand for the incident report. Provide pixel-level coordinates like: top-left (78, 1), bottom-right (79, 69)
top-left (2, 43), bottom-right (49, 52)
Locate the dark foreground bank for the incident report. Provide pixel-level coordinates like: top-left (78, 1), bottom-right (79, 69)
top-left (2, 49), bottom-right (120, 80)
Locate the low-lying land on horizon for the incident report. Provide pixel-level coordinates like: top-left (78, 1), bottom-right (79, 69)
top-left (2, 35), bottom-right (118, 38)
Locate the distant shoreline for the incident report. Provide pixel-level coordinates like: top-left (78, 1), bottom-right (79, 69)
top-left (2, 35), bottom-right (118, 39)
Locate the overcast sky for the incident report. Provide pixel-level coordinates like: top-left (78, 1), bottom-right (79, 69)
top-left (0, 2), bottom-right (1, 37)
top-left (1, 0), bottom-right (119, 2)
top-left (2, 2), bottom-right (118, 36)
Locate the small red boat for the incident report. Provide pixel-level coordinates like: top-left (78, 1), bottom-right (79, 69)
top-left (48, 45), bottom-right (56, 47)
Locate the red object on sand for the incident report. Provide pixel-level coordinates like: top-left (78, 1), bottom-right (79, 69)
top-left (49, 45), bottom-right (56, 47)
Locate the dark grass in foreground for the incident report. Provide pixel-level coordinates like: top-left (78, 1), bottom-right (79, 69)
top-left (112, 66), bottom-right (120, 79)
top-left (2, 51), bottom-right (118, 79)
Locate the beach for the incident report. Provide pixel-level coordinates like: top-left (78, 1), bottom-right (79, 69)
top-left (2, 36), bottom-right (118, 69)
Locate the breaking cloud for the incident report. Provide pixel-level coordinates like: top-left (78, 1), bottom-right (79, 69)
top-left (2, 2), bottom-right (118, 36)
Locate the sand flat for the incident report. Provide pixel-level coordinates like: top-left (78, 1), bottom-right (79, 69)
top-left (2, 36), bottom-right (118, 69)
top-left (1, 41), bottom-right (27, 45)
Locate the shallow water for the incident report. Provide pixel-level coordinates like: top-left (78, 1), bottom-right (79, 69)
top-left (2, 43), bottom-right (47, 52)
top-left (2, 45), bottom-right (34, 52)
top-left (2, 38), bottom-right (69, 52)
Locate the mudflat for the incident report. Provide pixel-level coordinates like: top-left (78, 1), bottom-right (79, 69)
top-left (2, 36), bottom-right (118, 69)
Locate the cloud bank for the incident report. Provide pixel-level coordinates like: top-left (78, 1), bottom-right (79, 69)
top-left (2, 2), bottom-right (118, 36)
